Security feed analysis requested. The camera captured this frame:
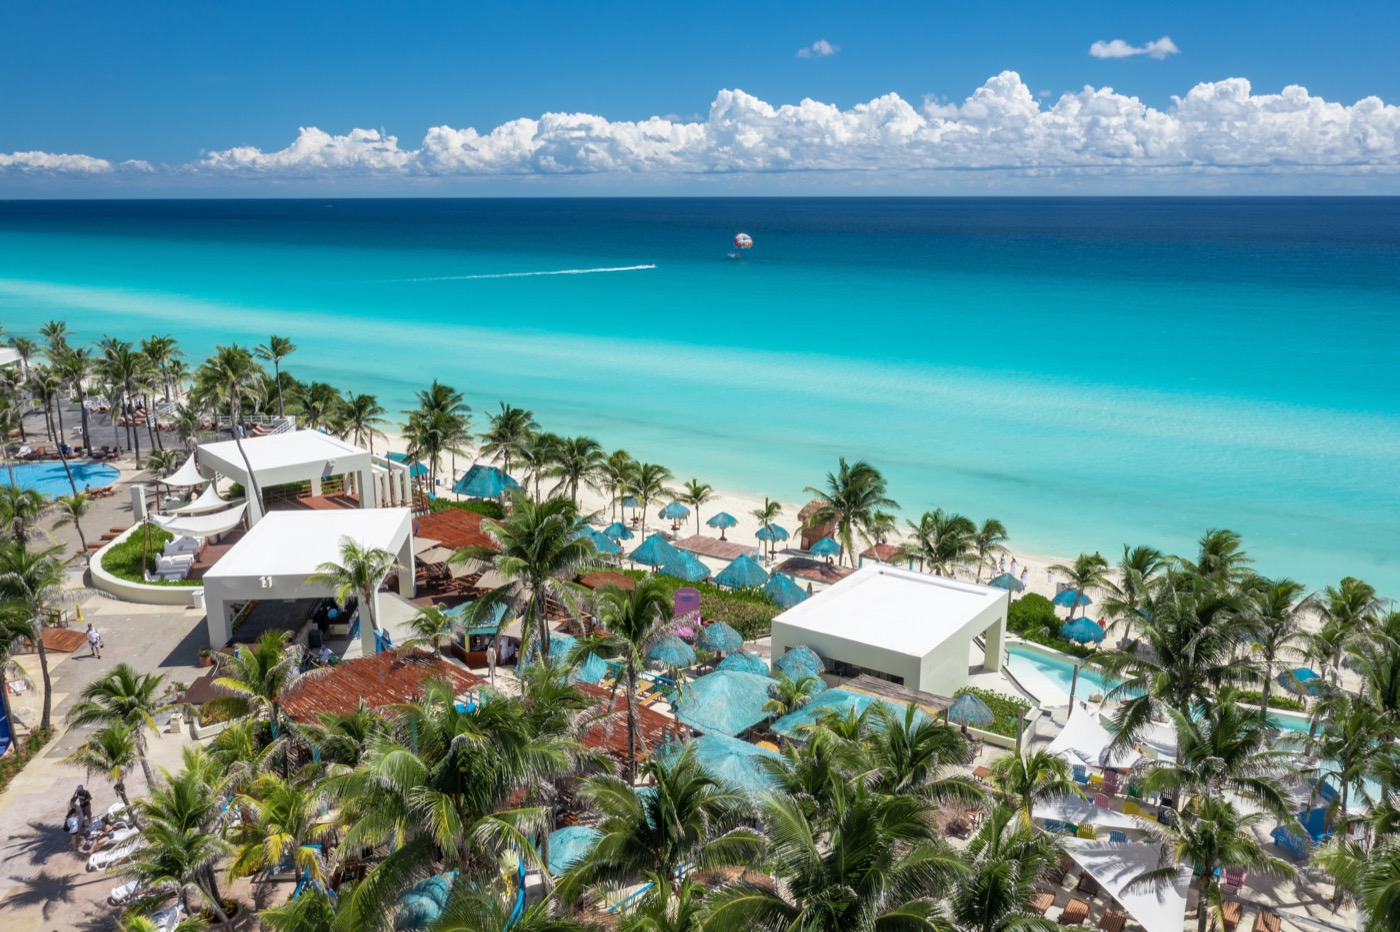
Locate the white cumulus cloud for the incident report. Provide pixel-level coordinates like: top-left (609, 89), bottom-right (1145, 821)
top-left (0, 150), bottom-right (115, 173)
top-left (1090, 36), bottom-right (1180, 60)
top-left (797, 39), bottom-right (839, 59)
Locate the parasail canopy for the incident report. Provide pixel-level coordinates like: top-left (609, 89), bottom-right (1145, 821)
top-left (733, 232), bottom-right (753, 249)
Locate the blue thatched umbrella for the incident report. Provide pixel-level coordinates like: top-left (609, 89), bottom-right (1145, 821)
top-left (1277, 667), bottom-right (1322, 696)
top-left (452, 464), bottom-right (521, 499)
top-left (545, 826), bottom-right (602, 876)
top-left (948, 692), bottom-right (995, 729)
top-left (755, 523), bottom-right (790, 558)
top-left (647, 635), bottom-right (697, 668)
top-left (763, 572), bottom-right (808, 610)
top-left (716, 649), bottom-right (770, 676)
top-left (1052, 589), bottom-right (1093, 618)
top-left (699, 621), bottom-right (744, 654)
top-left (576, 527), bottom-right (620, 555)
top-left (987, 572), bottom-right (1025, 592)
top-left (706, 511), bottom-right (738, 540)
top-left (1060, 616), bottom-right (1106, 644)
top-left (809, 537), bottom-right (841, 560)
top-left (714, 553), bottom-right (769, 590)
top-left (658, 501), bottom-right (691, 530)
top-left (387, 452), bottom-right (430, 479)
top-left (773, 645), bottom-right (824, 680)
top-left (673, 670), bottom-right (774, 736)
top-left (678, 734), bottom-right (781, 796)
top-left (630, 533), bottom-right (680, 567)
top-left (602, 521), bottom-right (634, 542)
top-left (659, 550), bottom-right (710, 583)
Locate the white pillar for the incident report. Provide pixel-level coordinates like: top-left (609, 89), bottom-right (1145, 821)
top-left (360, 467), bottom-right (378, 508)
top-left (983, 599), bottom-right (1007, 673)
top-left (310, 474), bottom-right (323, 497)
top-left (398, 536), bottom-right (416, 599)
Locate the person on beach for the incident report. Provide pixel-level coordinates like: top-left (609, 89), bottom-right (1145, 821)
top-left (486, 643), bottom-right (497, 684)
top-left (86, 624), bottom-right (102, 658)
top-left (72, 784), bottom-right (93, 821)
top-left (1011, 557), bottom-right (1018, 575)
top-left (65, 806), bottom-right (85, 850)
top-left (1021, 569), bottom-right (1030, 588)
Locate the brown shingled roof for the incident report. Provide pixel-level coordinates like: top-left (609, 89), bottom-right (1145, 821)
top-left (414, 508), bottom-right (500, 553)
top-left (281, 650), bottom-right (483, 723)
top-left (576, 681), bottom-right (678, 762)
top-left (578, 571), bottom-right (635, 591)
top-left (860, 543), bottom-right (903, 563)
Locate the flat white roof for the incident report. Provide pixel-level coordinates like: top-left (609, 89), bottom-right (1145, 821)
top-left (199, 430), bottom-right (366, 475)
top-left (203, 508), bottom-right (411, 580)
top-left (774, 564), bottom-right (1007, 658)
top-left (0, 347), bottom-right (21, 367)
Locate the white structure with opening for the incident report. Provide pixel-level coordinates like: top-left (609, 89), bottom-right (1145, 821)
top-left (195, 430), bottom-right (412, 526)
top-left (200, 508), bottom-right (415, 650)
top-left (769, 564), bottom-right (1007, 697)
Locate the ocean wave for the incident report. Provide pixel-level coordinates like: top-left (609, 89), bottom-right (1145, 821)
top-left (374, 264), bottom-right (656, 283)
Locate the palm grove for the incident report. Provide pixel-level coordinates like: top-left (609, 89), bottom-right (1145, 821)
top-left (1, 322), bottom-right (1398, 931)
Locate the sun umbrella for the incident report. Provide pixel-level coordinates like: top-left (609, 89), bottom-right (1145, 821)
top-left (948, 692), bottom-right (995, 728)
top-left (987, 572), bottom-right (1025, 591)
top-left (677, 733), bottom-right (781, 796)
top-left (755, 524), bottom-right (790, 543)
top-left (452, 464), bottom-right (521, 499)
top-left (809, 537), bottom-right (841, 558)
top-left (773, 645), bottom-right (825, 680)
top-left (763, 573), bottom-right (808, 610)
top-left (716, 650), bottom-right (770, 676)
top-left (1060, 617), bottom-right (1107, 643)
top-left (1052, 589), bottom-right (1093, 609)
top-left (577, 527), bottom-right (620, 555)
top-left (672, 670), bottom-right (774, 736)
top-left (602, 521), bottom-right (634, 541)
top-left (659, 550), bottom-right (710, 582)
top-left (707, 511), bottom-right (738, 540)
top-left (713, 553), bottom-right (769, 589)
top-left (1277, 667), bottom-right (1322, 695)
top-left (545, 825), bottom-right (602, 877)
top-left (646, 635), bottom-right (697, 668)
top-left (630, 533), bottom-right (680, 567)
top-left (699, 621), bottom-right (744, 654)
top-left (659, 501), bottom-right (690, 522)
top-left (621, 496), bottom-right (639, 509)
top-left (387, 452), bottom-right (430, 479)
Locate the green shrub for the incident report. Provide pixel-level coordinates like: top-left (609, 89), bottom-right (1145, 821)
top-left (100, 524), bottom-right (200, 586)
top-left (1006, 593), bottom-right (1095, 659)
top-left (1237, 689), bottom-right (1306, 712)
top-left (428, 498), bottom-right (505, 520)
top-left (954, 686), bottom-right (1030, 739)
top-left (617, 569), bottom-right (781, 640)
top-left (0, 726), bottom-right (54, 794)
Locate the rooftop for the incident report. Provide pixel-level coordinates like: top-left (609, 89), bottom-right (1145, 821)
top-left (673, 535), bottom-right (758, 562)
top-left (414, 507), bottom-right (499, 552)
top-left (774, 563), bottom-right (1007, 658)
top-left (202, 508), bottom-right (411, 580)
top-left (281, 649), bottom-right (483, 723)
top-left (198, 429), bottom-right (367, 476)
top-left (576, 681), bottom-right (677, 761)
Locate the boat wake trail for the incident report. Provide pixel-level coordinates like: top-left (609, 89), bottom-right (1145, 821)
top-left (379, 264), bottom-right (656, 283)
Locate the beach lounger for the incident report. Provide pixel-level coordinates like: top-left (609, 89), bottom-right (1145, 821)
top-left (1029, 891), bottom-right (1055, 915)
top-left (86, 836), bottom-right (146, 872)
top-left (1098, 908), bottom-right (1127, 932)
top-left (1222, 899), bottom-right (1243, 932)
top-left (1251, 909), bottom-right (1281, 932)
top-left (149, 904), bottom-right (186, 932)
top-left (1058, 898), bottom-right (1090, 925)
top-left (108, 878), bottom-right (147, 906)
top-left (1270, 825), bottom-right (1309, 860)
top-left (1122, 800), bottom-right (1141, 817)
top-left (1092, 793), bottom-right (1113, 809)
top-left (1076, 873), bottom-right (1100, 897)
top-left (1223, 866), bottom-right (1247, 889)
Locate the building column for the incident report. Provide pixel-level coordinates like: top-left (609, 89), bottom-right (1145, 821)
top-left (359, 467), bottom-right (378, 508)
top-left (398, 535), bottom-right (416, 599)
top-left (204, 593), bottom-right (232, 646)
top-left (310, 475), bottom-right (323, 497)
top-left (983, 604), bottom-right (1006, 672)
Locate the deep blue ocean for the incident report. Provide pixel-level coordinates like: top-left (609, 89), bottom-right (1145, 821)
top-left (1, 198), bottom-right (1397, 595)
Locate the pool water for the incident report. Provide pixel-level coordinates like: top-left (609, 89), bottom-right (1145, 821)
top-left (1006, 643), bottom-right (1116, 700)
top-left (6, 461), bottom-right (120, 498)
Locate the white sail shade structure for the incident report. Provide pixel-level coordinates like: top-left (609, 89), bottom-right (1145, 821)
top-left (160, 454), bottom-right (212, 487)
top-left (1045, 703), bottom-right (1144, 770)
top-left (151, 504), bottom-right (248, 539)
top-left (1063, 839), bottom-right (1188, 932)
top-left (168, 483), bottom-right (236, 515)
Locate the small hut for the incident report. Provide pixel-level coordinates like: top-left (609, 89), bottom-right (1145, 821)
top-left (797, 500), bottom-right (838, 553)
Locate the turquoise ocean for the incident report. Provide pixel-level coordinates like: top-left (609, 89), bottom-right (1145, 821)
top-left (0, 198), bottom-right (1396, 595)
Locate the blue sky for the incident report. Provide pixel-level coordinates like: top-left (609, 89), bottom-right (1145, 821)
top-left (3, 1), bottom-right (1399, 193)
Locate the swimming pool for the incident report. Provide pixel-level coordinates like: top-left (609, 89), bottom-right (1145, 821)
top-left (6, 461), bottom-right (121, 498)
top-left (1006, 643), bottom-right (1117, 702)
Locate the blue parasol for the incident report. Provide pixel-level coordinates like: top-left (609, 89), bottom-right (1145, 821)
top-left (809, 537), bottom-right (841, 558)
top-left (699, 621), bottom-right (744, 653)
top-left (755, 524), bottom-right (790, 543)
top-left (1052, 589), bottom-right (1093, 609)
top-left (714, 553), bottom-right (769, 589)
top-left (452, 464), bottom-right (521, 499)
top-left (716, 650), bottom-right (770, 676)
top-left (1060, 616), bottom-right (1106, 643)
top-left (763, 572), bottom-right (808, 609)
top-left (987, 572), bottom-right (1025, 591)
top-left (646, 635), bottom-right (697, 668)
top-left (630, 533), bottom-right (680, 567)
top-left (659, 549), bottom-right (711, 582)
top-left (948, 691), bottom-right (995, 728)
top-left (1277, 667), bottom-right (1322, 696)
top-left (578, 527), bottom-right (620, 555)
top-left (659, 501), bottom-right (691, 521)
top-left (672, 670), bottom-right (773, 736)
top-left (545, 825), bottom-right (602, 876)
top-left (621, 496), bottom-right (639, 508)
top-left (387, 452), bottom-right (430, 479)
top-left (602, 521), bottom-right (634, 541)
top-left (707, 512), bottom-right (738, 530)
top-left (773, 644), bottom-right (825, 680)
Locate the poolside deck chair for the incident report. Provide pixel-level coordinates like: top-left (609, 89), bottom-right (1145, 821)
top-left (1072, 764), bottom-right (1089, 784)
top-left (1092, 793), bottom-right (1113, 809)
top-left (1251, 908), bottom-right (1282, 932)
top-left (1076, 822), bottom-right (1098, 839)
top-left (1076, 873), bottom-right (1100, 897)
top-left (1098, 908), bottom-right (1127, 932)
top-left (107, 879), bottom-right (145, 906)
top-left (1122, 800), bottom-right (1141, 817)
top-left (1028, 891), bottom-right (1055, 915)
top-left (1108, 830), bottom-right (1128, 844)
top-left (1270, 825), bottom-right (1310, 860)
top-left (86, 836), bottom-right (146, 872)
top-left (1223, 866), bottom-right (1247, 889)
top-left (1058, 898), bottom-right (1091, 926)
top-left (149, 904), bottom-right (186, 932)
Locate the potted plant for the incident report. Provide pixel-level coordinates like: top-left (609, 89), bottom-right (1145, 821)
top-left (197, 647), bottom-right (213, 668)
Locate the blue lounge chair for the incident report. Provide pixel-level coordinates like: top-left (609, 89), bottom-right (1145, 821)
top-left (1298, 807), bottom-right (1331, 843)
top-left (1108, 830), bottom-right (1128, 843)
top-left (1072, 764), bottom-right (1089, 784)
top-left (1270, 826), bottom-right (1310, 860)
top-left (1043, 819), bottom-right (1065, 832)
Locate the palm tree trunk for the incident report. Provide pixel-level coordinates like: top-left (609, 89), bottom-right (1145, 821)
top-left (274, 361), bottom-right (284, 417)
top-left (74, 518), bottom-right (90, 565)
top-left (129, 386), bottom-right (142, 465)
top-left (34, 624), bottom-right (53, 731)
top-left (626, 663), bottom-right (639, 784)
top-left (55, 396), bottom-right (66, 445)
top-left (134, 731), bottom-right (159, 793)
top-left (57, 447), bottom-right (78, 496)
top-left (536, 582), bottom-right (550, 661)
top-left (229, 396), bottom-right (265, 517)
top-left (78, 387), bottom-right (91, 454)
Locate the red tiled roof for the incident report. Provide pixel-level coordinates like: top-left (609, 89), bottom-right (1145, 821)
top-left (281, 650), bottom-right (483, 723)
top-left (860, 543), bottom-right (902, 563)
top-left (673, 536), bottom-right (757, 561)
top-left (772, 557), bottom-right (855, 584)
top-left (415, 508), bottom-right (500, 552)
top-left (576, 681), bottom-right (677, 762)
top-left (578, 571), bottom-right (635, 591)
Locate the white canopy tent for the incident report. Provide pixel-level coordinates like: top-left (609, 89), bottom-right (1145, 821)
top-left (1046, 703), bottom-right (1144, 770)
top-left (152, 504), bottom-right (248, 539)
top-left (1033, 795), bottom-right (1145, 832)
top-left (168, 484), bottom-right (235, 515)
top-left (1063, 839), bottom-right (1189, 932)
top-left (161, 454), bottom-right (211, 487)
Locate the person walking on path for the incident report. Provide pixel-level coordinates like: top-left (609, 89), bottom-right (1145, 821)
top-left (85, 624), bottom-right (102, 658)
top-left (486, 643), bottom-right (497, 684)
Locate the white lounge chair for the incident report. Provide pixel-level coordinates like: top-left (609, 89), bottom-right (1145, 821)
top-left (149, 904), bottom-right (186, 931)
top-left (87, 836), bottom-right (146, 872)
top-left (108, 878), bottom-right (144, 906)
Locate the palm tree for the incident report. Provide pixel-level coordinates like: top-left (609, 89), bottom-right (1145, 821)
top-left (1132, 795), bottom-right (1293, 932)
top-left (400, 605), bottom-right (459, 656)
top-left (65, 662), bottom-right (173, 793)
top-left (678, 479), bottom-right (714, 537)
top-left (751, 496), bottom-right (782, 559)
top-left (125, 764), bottom-right (234, 924)
top-left (290, 380), bottom-right (343, 431)
top-left (1315, 831), bottom-right (1400, 931)
top-left (64, 721), bottom-right (144, 819)
top-left (1307, 690), bottom-right (1387, 849)
top-left (451, 493), bottom-right (596, 663)
top-left (402, 406), bottom-right (460, 493)
top-left (901, 508), bottom-right (977, 577)
top-left (518, 431), bottom-right (563, 502)
top-left (53, 344), bottom-right (95, 454)
top-left (140, 333), bottom-right (183, 402)
top-left (970, 518), bottom-right (1009, 583)
top-left (0, 484), bottom-right (48, 544)
top-left (762, 671), bottom-right (822, 718)
top-left (802, 458), bottom-right (898, 567)
top-left (1309, 576), bottom-right (1383, 686)
top-left (1047, 551), bottom-right (1110, 619)
top-left (860, 702), bottom-right (987, 803)
top-left (0, 539), bottom-right (67, 730)
top-left (479, 402), bottom-right (538, 478)
top-left (255, 335), bottom-right (297, 417)
top-left (204, 630), bottom-right (300, 738)
top-left (305, 537), bottom-right (401, 657)
top-left (425, 879), bottom-right (600, 932)
top-left (340, 391), bottom-right (388, 453)
top-left (988, 748), bottom-right (1083, 828)
top-left (597, 449), bottom-right (637, 522)
top-left (196, 344), bottom-right (267, 516)
top-left (550, 435), bottom-right (605, 506)
top-left (100, 341), bottom-right (156, 463)
top-left (1240, 575), bottom-right (1311, 717)
top-left (570, 576), bottom-right (674, 780)
top-left (1180, 527), bottom-right (1253, 586)
top-left (37, 319), bottom-right (68, 354)
top-left (624, 463), bottom-right (674, 538)
top-left (227, 772), bottom-right (334, 883)
top-left (412, 380), bottom-right (472, 481)
top-left (1100, 545), bottom-right (1167, 642)
top-left (52, 492), bottom-right (93, 563)
top-left (945, 803), bottom-right (1064, 932)
top-left (259, 886), bottom-right (337, 932)
top-left (563, 746), bottom-right (761, 902)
